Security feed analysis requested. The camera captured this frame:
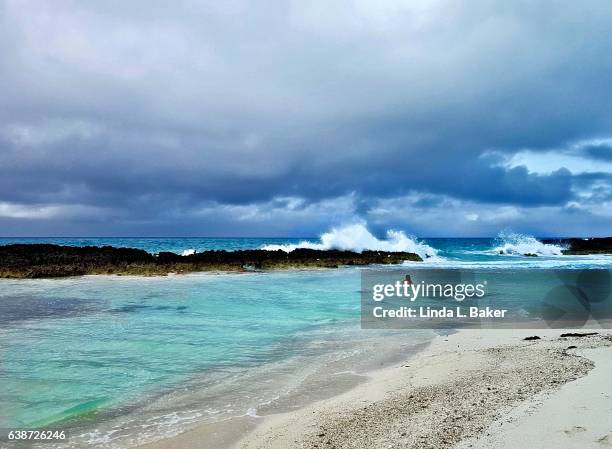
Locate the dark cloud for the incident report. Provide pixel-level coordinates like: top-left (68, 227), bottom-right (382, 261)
top-left (0, 0), bottom-right (611, 236)
top-left (581, 144), bottom-right (612, 162)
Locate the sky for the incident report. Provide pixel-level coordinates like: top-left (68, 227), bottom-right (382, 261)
top-left (0, 0), bottom-right (611, 237)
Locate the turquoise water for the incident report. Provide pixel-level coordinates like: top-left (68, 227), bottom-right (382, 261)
top-left (0, 271), bottom-right (357, 422)
top-left (0, 235), bottom-right (611, 447)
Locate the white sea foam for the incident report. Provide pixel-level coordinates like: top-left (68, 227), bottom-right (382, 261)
top-left (181, 249), bottom-right (196, 256)
top-left (408, 254), bottom-right (612, 269)
top-left (492, 231), bottom-right (565, 256)
top-left (261, 224), bottom-right (438, 259)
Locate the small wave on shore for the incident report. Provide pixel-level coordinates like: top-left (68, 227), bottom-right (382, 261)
top-left (261, 224), bottom-right (438, 259)
top-left (492, 231), bottom-right (565, 256)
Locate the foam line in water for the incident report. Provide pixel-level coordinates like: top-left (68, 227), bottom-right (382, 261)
top-left (261, 224), bottom-right (438, 259)
top-left (492, 231), bottom-right (565, 256)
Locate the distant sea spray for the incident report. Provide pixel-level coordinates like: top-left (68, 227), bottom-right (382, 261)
top-left (492, 231), bottom-right (565, 256)
top-left (260, 223), bottom-right (439, 260)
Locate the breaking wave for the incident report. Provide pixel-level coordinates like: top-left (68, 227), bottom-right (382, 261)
top-left (181, 249), bottom-right (196, 256)
top-left (492, 231), bottom-right (565, 256)
top-left (261, 224), bottom-right (438, 259)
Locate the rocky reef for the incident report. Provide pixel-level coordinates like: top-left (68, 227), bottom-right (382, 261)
top-left (0, 244), bottom-right (422, 278)
top-left (542, 237), bottom-right (612, 255)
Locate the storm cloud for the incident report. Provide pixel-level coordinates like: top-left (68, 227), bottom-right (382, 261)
top-left (0, 0), bottom-right (611, 236)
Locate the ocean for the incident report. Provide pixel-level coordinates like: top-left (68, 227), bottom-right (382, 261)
top-left (1, 229), bottom-right (611, 448)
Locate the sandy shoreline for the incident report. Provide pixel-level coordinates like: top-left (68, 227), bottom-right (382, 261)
top-left (138, 329), bottom-right (612, 449)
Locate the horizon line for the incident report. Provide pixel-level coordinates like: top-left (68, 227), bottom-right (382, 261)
top-left (0, 236), bottom-right (606, 239)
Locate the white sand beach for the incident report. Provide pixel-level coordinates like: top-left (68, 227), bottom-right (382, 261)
top-left (138, 329), bottom-right (612, 449)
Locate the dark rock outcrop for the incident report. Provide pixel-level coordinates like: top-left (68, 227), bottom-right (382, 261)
top-left (542, 237), bottom-right (612, 254)
top-left (560, 332), bottom-right (598, 338)
top-left (0, 244), bottom-right (422, 278)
